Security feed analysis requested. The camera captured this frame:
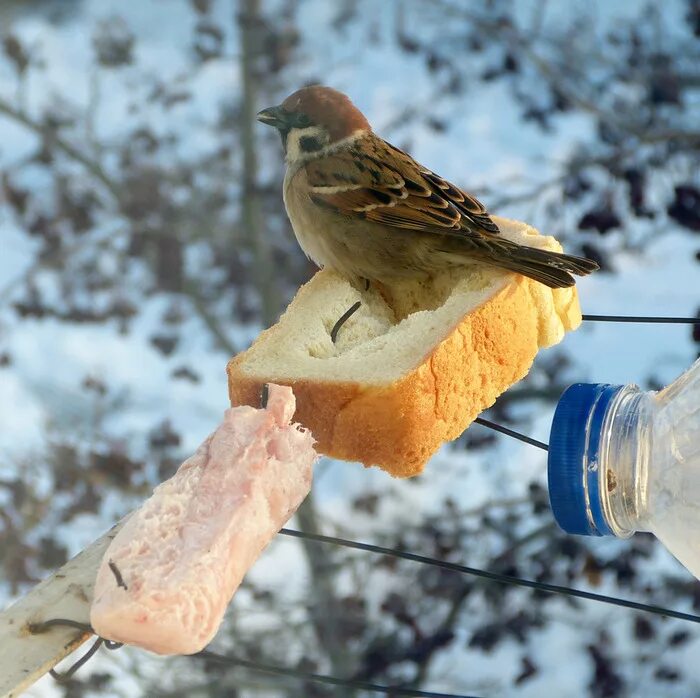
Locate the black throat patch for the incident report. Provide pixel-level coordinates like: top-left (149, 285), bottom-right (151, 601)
top-left (299, 134), bottom-right (324, 153)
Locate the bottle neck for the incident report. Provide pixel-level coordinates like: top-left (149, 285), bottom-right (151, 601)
top-left (597, 386), bottom-right (654, 536)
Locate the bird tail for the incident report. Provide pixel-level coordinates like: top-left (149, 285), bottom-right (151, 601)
top-left (465, 237), bottom-right (599, 288)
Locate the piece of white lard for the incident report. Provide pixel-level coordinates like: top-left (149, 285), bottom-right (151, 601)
top-left (90, 384), bottom-right (316, 654)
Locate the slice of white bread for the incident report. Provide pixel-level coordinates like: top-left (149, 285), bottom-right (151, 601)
top-left (228, 217), bottom-right (582, 477)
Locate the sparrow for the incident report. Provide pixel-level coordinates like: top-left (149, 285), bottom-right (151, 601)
top-left (257, 85), bottom-right (599, 289)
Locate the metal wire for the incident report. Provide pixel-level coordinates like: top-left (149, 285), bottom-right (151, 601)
top-left (582, 314), bottom-right (700, 324)
top-left (473, 417), bottom-right (549, 451)
top-left (475, 313), bottom-right (699, 448)
top-left (50, 638), bottom-right (105, 682)
top-left (194, 650), bottom-right (478, 698)
top-left (331, 301), bottom-right (362, 343)
top-left (35, 620), bottom-right (475, 695)
top-left (34, 619), bottom-right (124, 682)
top-left (278, 528), bottom-right (700, 624)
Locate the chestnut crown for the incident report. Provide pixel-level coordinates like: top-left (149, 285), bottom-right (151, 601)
top-left (257, 86), bottom-right (370, 143)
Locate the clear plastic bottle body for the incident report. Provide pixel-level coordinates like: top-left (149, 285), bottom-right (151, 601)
top-left (599, 358), bottom-right (700, 577)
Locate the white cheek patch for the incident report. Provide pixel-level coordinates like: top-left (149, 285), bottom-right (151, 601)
top-left (285, 126), bottom-right (329, 163)
top-left (285, 129), bottom-right (370, 169)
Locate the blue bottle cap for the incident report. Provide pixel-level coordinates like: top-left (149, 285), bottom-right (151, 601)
top-left (548, 383), bottom-right (624, 536)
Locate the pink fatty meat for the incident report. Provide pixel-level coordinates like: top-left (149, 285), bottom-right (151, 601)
top-left (90, 384), bottom-right (316, 654)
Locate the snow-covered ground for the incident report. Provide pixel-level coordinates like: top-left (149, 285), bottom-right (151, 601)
top-left (1, 1), bottom-right (699, 696)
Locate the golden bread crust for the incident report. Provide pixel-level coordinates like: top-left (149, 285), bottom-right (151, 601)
top-left (227, 272), bottom-right (579, 478)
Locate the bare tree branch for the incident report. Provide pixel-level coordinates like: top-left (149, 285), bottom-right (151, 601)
top-left (0, 97), bottom-right (123, 204)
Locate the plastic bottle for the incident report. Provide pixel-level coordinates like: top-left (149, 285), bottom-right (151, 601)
top-left (547, 357), bottom-right (700, 579)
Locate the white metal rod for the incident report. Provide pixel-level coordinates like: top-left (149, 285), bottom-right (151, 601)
top-left (0, 520), bottom-right (125, 697)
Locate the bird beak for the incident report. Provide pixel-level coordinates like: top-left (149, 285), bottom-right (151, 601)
top-left (256, 105), bottom-right (288, 129)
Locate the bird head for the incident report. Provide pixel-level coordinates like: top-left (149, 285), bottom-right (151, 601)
top-left (257, 86), bottom-right (370, 162)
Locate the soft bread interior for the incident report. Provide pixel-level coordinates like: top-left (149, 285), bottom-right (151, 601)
top-left (236, 217), bottom-right (581, 385)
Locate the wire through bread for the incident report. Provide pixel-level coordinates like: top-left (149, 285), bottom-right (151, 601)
top-left (330, 301), bottom-right (362, 343)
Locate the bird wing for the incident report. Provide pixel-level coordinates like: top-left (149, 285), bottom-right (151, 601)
top-left (303, 135), bottom-right (500, 238)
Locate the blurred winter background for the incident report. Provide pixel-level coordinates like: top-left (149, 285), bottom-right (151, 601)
top-left (0, 0), bottom-right (699, 695)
